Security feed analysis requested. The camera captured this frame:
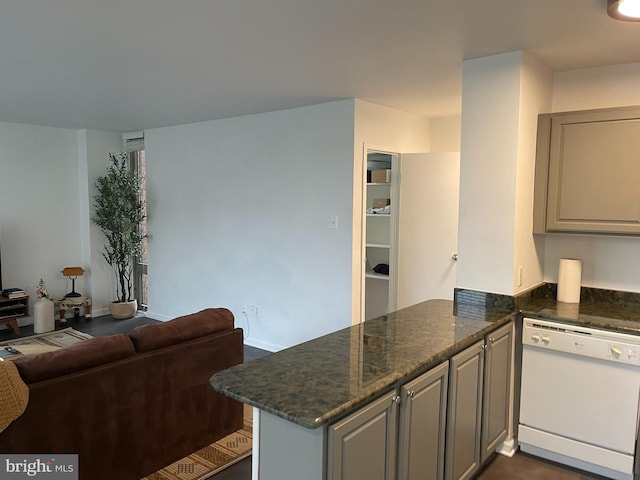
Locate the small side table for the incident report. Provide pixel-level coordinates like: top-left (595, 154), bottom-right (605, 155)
top-left (0, 295), bottom-right (30, 335)
top-left (57, 296), bottom-right (92, 322)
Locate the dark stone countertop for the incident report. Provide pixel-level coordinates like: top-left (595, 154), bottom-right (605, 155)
top-left (210, 299), bottom-right (514, 429)
top-left (519, 299), bottom-right (640, 335)
top-left (517, 284), bottom-right (640, 335)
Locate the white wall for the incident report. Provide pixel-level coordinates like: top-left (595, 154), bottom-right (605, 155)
top-left (0, 124), bottom-right (123, 325)
top-left (430, 116), bottom-right (461, 152)
top-left (144, 100), bottom-right (355, 351)
top-left (457, 51), bottom-right (552, 295)
top-left (354, 100), bottom-right (431, 154)
top-left (458, 59), bottom-right (640, 294)
top-left (143, 99), bottom-right (430, 348)
top-left (79, 129), bottom-right (125, 315)
top-left (457, 52), bottom-right (523, 294)
top-left (352, 100), bottom-right (430, 322)
top-left (552, 63), bottom-right (640, 112)
top-left (541, 62), bottom-right (640, 292)
top-left (0, 123), bottom-right (81, 323)
top-left (513, 54), bottom-right (552, 294)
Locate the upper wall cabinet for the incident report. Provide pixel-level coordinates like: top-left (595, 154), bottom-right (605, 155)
top-left (533, 106), bottom-right (640, 235)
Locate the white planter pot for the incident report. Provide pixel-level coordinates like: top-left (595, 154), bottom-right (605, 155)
top-left (109, 300), bottom-right (138, 320)
top-left (33, 298), bottom-right (55, 333)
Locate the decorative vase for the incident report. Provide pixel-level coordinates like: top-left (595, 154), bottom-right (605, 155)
top-left (109, 300), bottom-right (137, 320)
top-left (33, 297), bottom-right (55, 333)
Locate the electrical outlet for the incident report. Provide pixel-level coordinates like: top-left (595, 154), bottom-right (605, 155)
top-left (248, 304), bottom-right (261, 317)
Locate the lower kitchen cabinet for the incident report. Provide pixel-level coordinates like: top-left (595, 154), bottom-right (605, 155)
top-left (445, 340), bottom-right (485, 480)
top-left (445, 322), bottom-right (514, 480)
top-left (481, 322), bottom-right (513, 462)
top-left (328, 390), bottom-right (398, 480)
top-left (262, 320), bottom-right (514, 480)
top-left (328, 361), bottom-right (449, 480)
top-left (398, 361), bottom-right (449, 480)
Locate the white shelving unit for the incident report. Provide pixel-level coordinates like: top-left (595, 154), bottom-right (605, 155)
top-left (364, 151), bottom-right (398, 321)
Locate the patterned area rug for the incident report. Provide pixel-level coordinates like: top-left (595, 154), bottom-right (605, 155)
top-left (142, 403), bottom-right (253, 480)
top-left (0, 327), bottom-right (93, 355)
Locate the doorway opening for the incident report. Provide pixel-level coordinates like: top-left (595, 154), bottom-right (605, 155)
top-left (363, 149), bottom-right (399, 321)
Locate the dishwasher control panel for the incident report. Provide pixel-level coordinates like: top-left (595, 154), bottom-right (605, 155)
top-left (523, 318), bottom-right (640, 365)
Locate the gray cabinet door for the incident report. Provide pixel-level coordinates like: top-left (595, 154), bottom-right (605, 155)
top-left (481, 322), bottom-right (513, 462)
top-left (398, 361), bottom-right (449, 480)
top-left (328, 390), bottom-right (398, 480)
top-left (445, 340), bottom-right (484, 480)
top-left (534, 106), bottom-right (640, 235)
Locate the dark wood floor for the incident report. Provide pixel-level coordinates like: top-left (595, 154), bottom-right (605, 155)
top-left (476, 451), bottom-right (607, 480)
top-left (216, 451), bottom-right (608, 480)
top-left (1, 318), bottom-right (608, 479)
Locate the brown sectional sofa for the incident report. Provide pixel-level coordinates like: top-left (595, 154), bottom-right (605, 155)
top-left (0, 308), bottom-right (244, 480)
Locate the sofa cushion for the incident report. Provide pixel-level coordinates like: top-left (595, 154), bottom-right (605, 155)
top-left (13, 334), bottom-right (136, 384)
top-left (129, 308), bottom-right (234, 353)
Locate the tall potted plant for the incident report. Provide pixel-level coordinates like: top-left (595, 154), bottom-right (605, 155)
top-left (92, 152), bottom-right (147, 319)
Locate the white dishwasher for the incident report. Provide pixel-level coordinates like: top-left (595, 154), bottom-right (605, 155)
top-left (519, 317), bottom-right (640, 480)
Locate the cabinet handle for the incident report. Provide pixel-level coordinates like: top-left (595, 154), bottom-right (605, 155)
top-left (452, 253), bottom-right (458, 261)
top-left (408, 390), bottom-right (415, 399)
top-left (489, 337), bottom-right (495, 345)
top-left (392, 395), bottom-right (401, 405)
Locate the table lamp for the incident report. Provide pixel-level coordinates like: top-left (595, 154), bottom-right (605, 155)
top-left (62, 267), bottom-right (84, 298)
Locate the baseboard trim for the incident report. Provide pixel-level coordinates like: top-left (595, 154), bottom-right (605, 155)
top-left (244, 337), bottom-right (280, 353)
top-left (144, 310), bottom-right (173, 321)
top-left (91, 307), bottom-right (109, 318)
top-left (496, 437), bottom-right (517, 457)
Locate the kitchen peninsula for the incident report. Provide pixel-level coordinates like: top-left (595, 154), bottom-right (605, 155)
top-left (210, 299), bottom-right (515, 480)
top-left (211, 285), bottom-right (640, 480)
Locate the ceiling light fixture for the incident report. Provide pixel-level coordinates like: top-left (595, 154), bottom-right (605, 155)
top-left (608, 0), bottom-right (640, 21)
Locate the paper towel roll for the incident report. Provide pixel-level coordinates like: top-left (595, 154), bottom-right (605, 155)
top-left (557, 258), bottom-right (582, 304)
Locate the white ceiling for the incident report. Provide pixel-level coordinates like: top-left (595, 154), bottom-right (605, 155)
top-left (1, 0), bottom-right (639, 132)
